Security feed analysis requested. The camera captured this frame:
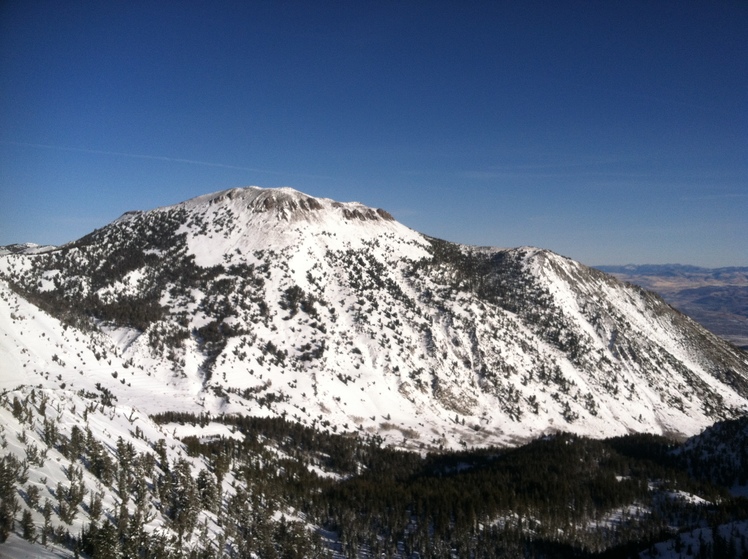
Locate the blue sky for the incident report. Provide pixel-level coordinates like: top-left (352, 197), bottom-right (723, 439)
top-left (1, 1), bottom-right (746, 267)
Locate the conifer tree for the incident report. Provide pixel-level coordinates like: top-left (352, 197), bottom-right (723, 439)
top-left (197, 468), bottom-right (218, 513)
top-left (41, 499), bottom-right (52, 545)
top-left (21, 508), bottom-right (36, 542)
top-left (93, 521), bottom-right (121, 559)
top-left (170, 458), bottom-right (199, 545)
top-left (0, 456), bottom-right (18, 542)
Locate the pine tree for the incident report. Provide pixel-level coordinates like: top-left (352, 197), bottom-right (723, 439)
top-left (93, 521), bottom-right (121, 559)
top-left (116, 498), bottom-right (129, 537)
top-left (89, 491), bottom-right (103, 522)
top-left (0, 456), bottom-right (18, 541)
top-left (12, 396), bottom-right (24, 420)
top-left (170, 458), bottom-right (200, 545)
top-left (197, 469), bottom-right (218, 513)
top-left (67, 425), bottom-right (85, 460)
top-left (41, 499), bottom-right (52, 545)
top-left (26, 483), bottom-right (40, 509)
top-left (42, 417), bottom-right (58, 448)
top-left (154, 438), bottom-right (169, 471)
top-left (21, 508), bottom-right (36, 542)
top-left (0, 491), bottom-right (15, 543)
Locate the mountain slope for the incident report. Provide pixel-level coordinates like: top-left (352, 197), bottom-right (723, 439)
top-left (675, 415), bottom-right (748, 495)
top-left (597, 264), bottom-right (748, 349)
top-left (1, 186), bottom-right (747, 448)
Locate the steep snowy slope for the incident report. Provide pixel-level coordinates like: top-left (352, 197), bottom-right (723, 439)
top-left (1, 186), bottom-right (747, 448)
top-left (0, 383), bottom-right (328, 557)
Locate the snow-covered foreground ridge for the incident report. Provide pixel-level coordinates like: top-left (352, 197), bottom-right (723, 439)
top-left (1, 185), bottom-right (747, 448)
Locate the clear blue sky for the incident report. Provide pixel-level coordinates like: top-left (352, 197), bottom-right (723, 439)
top-left (1, 1), bottom-right (746, 267)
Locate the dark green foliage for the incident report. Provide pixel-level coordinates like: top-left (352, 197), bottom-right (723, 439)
top-left (196, 469), bottom-right (218, 513)
top-left (607, 432), bottom-right (679, 464)
top-left (147, 412), bottom-right (748, 557)
top-left (0, 456), bottom-right (19, 542)
top-left (412, 239), bottom-right (591, 362)
top-left (87, 520), bottom-right (121, 559)
top-left (11, 396), bottom-right (24, 421)
top-left (5, 402), bottom-right (748, 558)
top-left (41, 499), bottom-right (52, 545)
top-left (3, 200), bottom-right (748, 556)
top-left (168, 458), bottom-right (200, 542)
top-left (88, 491), bottom-right (103, 522)
top-left (414, 237), bottom-right (528, 308)
top-left (2, 207), bottom-right (199, 333)
top-left (90, 296), bottom-right (165, 331)
top-left (21, 508), bottom-right (36, 542)
top-left (195, 320), bottom-right (224, 345)
top-left (194, 319), bottom-right (240, 366)
top-left (86, 430), bottom-right (116, 487)
top-left (56, 465), bottom-right (86, 525)
top-left (280, 284), bottom-right (320, 319)
top-left (675, 416), bottom-right (748, 488)
top-left (42, 417), bottom-right (58, 447)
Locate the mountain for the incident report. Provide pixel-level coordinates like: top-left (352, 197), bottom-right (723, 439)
top-left (597, 264), bottom-right (748, 350)
top-left (3, 186), bottom-right (748, 558)
top-left (2, 186), bottom-right (748, 450)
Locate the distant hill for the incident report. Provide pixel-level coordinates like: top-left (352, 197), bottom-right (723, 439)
top-left (596, 264), bottom-right (748, 350)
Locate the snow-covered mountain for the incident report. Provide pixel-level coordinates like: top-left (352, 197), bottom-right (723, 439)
top-left (2, 186), bottom-right (747, 448)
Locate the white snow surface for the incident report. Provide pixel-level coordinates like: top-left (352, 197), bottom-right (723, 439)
top-left (120, 186), bottom-right (429, 268)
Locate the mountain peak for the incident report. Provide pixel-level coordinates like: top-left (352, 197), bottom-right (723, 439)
top-left (152, 186), bottom-right (416, 267)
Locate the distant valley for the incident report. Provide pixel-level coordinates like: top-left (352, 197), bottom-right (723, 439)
top-left (597, 265), bottom-right (748, 350)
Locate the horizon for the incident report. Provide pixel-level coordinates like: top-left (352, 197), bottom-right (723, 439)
top-left (1, 1), bottom-right (746, 268)
top-left (2, 183), bottom-right (747, 271)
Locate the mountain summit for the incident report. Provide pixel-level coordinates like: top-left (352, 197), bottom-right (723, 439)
top-left (2, 186), bottom-right (747, 448)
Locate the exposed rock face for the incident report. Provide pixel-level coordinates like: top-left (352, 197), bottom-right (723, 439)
top-left (197, 187), bottom-right (392, 224)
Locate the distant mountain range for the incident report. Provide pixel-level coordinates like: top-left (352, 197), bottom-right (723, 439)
top-left (596, 264), bottom-right (748, 350)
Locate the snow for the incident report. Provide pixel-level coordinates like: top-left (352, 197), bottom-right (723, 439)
top-left (1, 533), bottom-right (72, 558)
top-left (0, 385), bottom-right (221, 557)
top-left (166, 186), bottom-right (429, 268)
top-left (157, 422), bottom-right (244, 442)
top-left (640, 520), bottom-right (748, 558)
